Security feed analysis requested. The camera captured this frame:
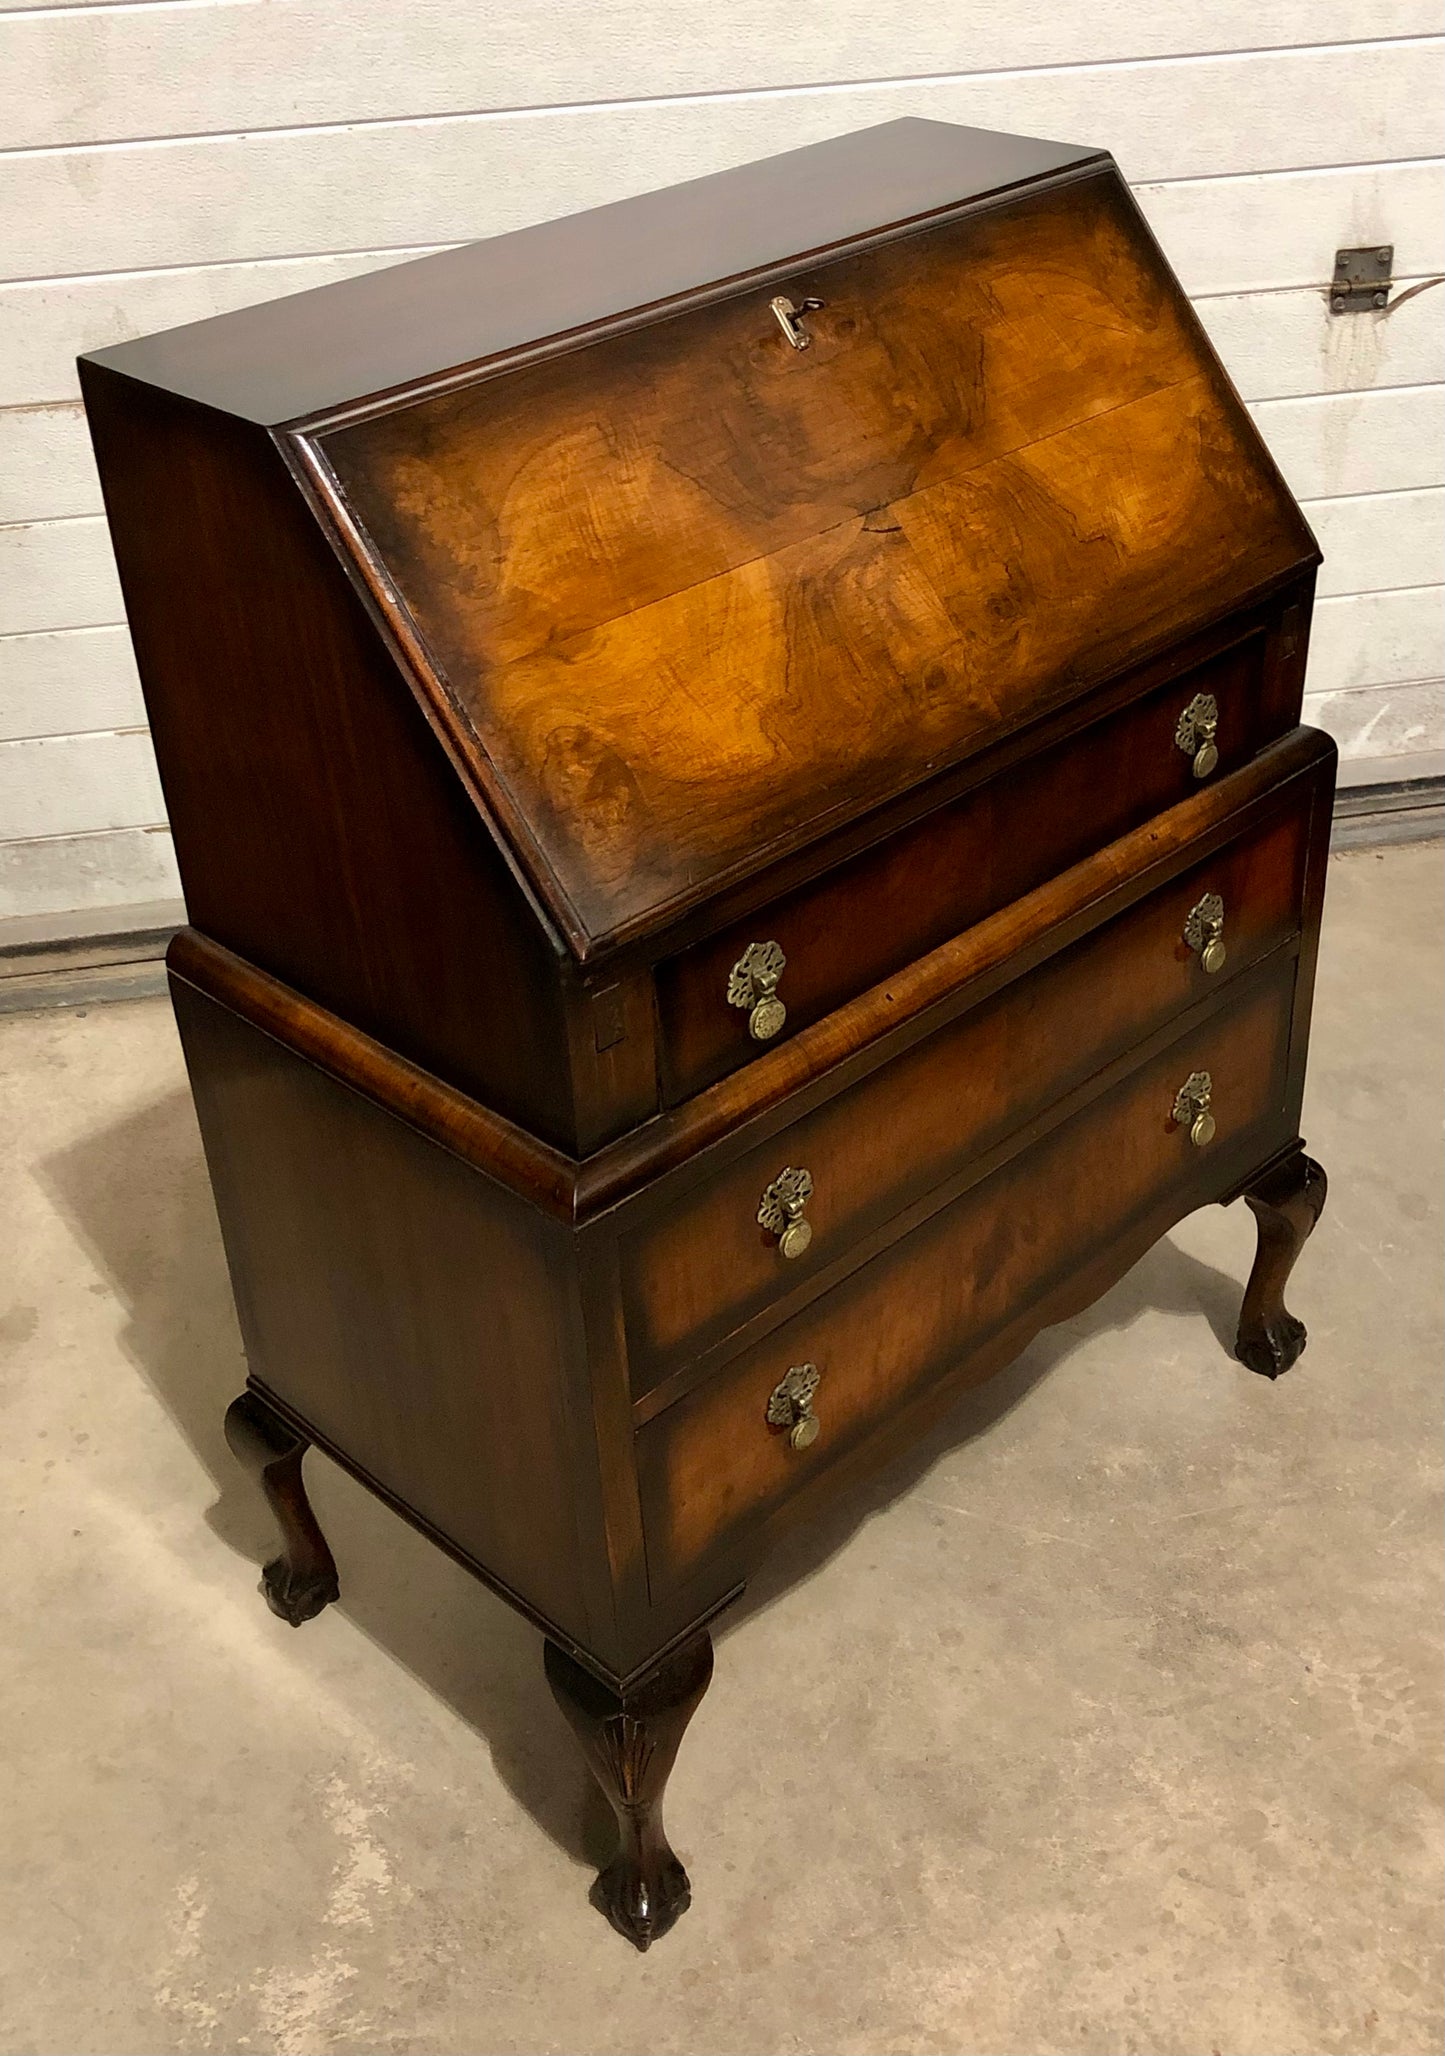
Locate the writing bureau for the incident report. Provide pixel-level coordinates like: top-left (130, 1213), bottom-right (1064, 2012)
top-left (81, 117), bottom-right (1332, 1949)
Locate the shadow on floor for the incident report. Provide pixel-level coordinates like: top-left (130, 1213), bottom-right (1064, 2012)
top-left (41, 1081), bottom-right (1254, 1878)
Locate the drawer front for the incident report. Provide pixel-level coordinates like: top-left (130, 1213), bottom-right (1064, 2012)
top-left (656, 623), bottom-right (1301, 1103)
top-left (637, 966), bottom-right (1297, 1591)
top-left (626, 774), bottom-right (1315, 1388)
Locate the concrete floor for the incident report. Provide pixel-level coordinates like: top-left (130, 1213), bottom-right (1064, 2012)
top-left (1, 843), bottom-right (1440, 2056)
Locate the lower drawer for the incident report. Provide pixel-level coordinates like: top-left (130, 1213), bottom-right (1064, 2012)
top-left (637, 963), bottom-right (1296, 1592)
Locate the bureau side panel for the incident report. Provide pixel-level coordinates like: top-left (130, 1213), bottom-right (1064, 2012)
top-left (81, 363), bottom-right (583, 1151)
top-left (170, 975), bottom-right (600, 1651)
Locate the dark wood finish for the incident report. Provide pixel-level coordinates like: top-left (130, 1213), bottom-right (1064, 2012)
top-left (169, 721), bottom-right (1331, 1627)
top-left (83, 121), bottom-right (1101, 426)
top-left (311, 169), bottom-right (1311, 950)
top-left (628, 788), bottom-right (1313, 1383)
top-left (166, 926), bottom-right (579, 1217)
top-left (1278, 722), bottom-right (1337, 1140)
top-left (165, 727), bottom-right (1334, 1231)
top-left (658, 622), bottom-right (1307, 1099)
top-left (80, 367), bottom-right (586, 1149)
top-left (645, 1121), bottom-right (1321, 1651)
top-left (639, 965), bottom-right (1297, 1589)
top-left (172, 974), bottom-right (607, 1658)
top-left (82, 134), bottom-right (1315, 981)
top-left (85, 122), bottom-right (1336, 1942)
top-left (544, 1631), bottom-right (714, 1950)
top-left (319, 174), bottom-right (1236, 672)
top-left (618, 577), bottom-right (1312, 972)
top-left (1235, 1149), bottom-right (1329, 1378)
top-left (223, 1389), bottom-right (340, 1626)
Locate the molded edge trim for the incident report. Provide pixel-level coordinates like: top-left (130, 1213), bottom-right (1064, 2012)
top-left (166, 724), bottom-right (1335, 1228)
top-left (82, 120), bottom-right (1105, 426)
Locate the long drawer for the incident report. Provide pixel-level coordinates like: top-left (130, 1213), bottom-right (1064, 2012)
top-left (623, 769), bottom-right (1316, 1390)
top-left (655, 612), bottom-right (1303, 1102)
top-left (637, 963), bottom-right (1297, 1593)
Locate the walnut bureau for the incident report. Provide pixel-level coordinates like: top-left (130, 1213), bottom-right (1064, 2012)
top-left (81, 118), bottom-right (1333, 1950)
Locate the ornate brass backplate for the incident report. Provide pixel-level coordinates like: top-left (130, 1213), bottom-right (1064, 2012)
top-left (757, 1165), bottom-right (814, 1258)
top-left (1175, 692), bottom-right (1220, 779)
top-left (1171, 1068), bottom-right (1216, 1147)
top-left (766, 1361), bottom-right (822, 1451)
top-left (727, 939), bottom-right (787, 1041)
top-left (1183, 891), bottom-right (1227, 974)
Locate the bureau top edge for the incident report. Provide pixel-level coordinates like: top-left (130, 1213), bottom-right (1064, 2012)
top-left (78, 119), bottom-right (1105, 427)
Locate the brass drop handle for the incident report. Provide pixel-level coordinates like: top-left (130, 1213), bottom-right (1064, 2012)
top-left (1184, 891), bottom-right (1227, 974)
top-left (1171, 1069), bottom-right (1216, 1148)
top-left (758, 1165), bottom-right (814, 1258)
top-left (766, 1362), bottom-right (821, 1451)
top-left (1175, 692), bottom-right (1220, 779)
top-left (769, 294), bottom-right (824, 350)
top-left (728, 939), bottom-right (787, 1041)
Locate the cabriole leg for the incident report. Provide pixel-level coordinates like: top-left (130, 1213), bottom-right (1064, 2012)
top-left (223, 1389), bottom-right (340, 1625)
top-left (544, 1631), bottom-right (713, 1950)
top-left (1235, 1150), bottom-right (1328, 1379)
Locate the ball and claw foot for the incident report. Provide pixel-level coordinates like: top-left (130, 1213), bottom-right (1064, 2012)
top-left (544, 1631), bottom-right (714, 1950)
top-left (590, 1845), bottom-right (692, 1952)
top-left (260, 1551), bottom-right (340, 1628)
top-left (1234, 1150), bottom-right (1328, 1380)
top-left (223, 1390), bottom-right (340, 1627)
top-left (1238, 1308), bottom-right (1308, 1382)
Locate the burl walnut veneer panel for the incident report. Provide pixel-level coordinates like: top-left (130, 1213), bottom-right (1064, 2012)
top-left (639, 964), bottom-right (1298, 1590)
top-left (626, 785), bottom-right (1316, 1384)
top-left (314, 171), bottom-right (1313, 947)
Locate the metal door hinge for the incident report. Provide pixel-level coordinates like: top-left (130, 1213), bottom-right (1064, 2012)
top-left (1331, 246), bottom-right (1392, 314)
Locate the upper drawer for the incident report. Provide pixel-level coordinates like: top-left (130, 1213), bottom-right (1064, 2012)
top-left (311, 167), bottom-right (1315, 957)
top-left (656, 616), bottom-right (1303, 1104)
top-left (623, 750), bottom-right (1327, 1393)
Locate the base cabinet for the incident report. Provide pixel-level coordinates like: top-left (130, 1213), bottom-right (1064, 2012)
top-left (172, 735), bottom-right (1332, 1943)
